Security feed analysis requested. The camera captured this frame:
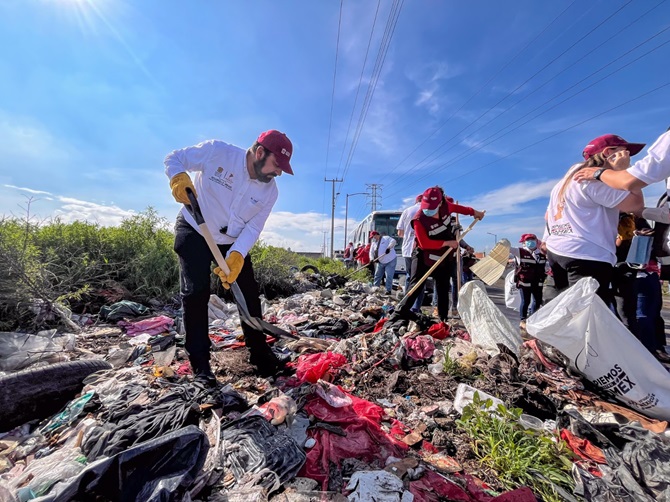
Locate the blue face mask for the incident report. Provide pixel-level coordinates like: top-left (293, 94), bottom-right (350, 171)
top-left (525, 240), bottom-right (537, 250)
top-left (422, 208), bottom-right (439, 217)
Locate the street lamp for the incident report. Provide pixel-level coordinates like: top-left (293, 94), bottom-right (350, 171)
top-left (344, 192), bottom-right (367, 250)
top-left (487, 232), bottom-right (497, 248)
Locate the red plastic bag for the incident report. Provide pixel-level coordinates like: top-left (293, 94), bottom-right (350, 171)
top-left (373, 318), bottom-right (388, 333)
top-left (295, 351), bottom-right (347, 384)
top-left (426, 322), bottom-right (450, 340)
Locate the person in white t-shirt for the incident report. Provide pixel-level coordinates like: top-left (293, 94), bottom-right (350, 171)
top-left (165, 130), bottom-right (294, 384)
top-left (369, 231), bottom-right (398, 294)
top-left (545, 133), bottom-right (644, 306)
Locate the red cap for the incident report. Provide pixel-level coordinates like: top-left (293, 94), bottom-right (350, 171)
top-left (582, 134), bottom-right (645, 160)
top-left (420, 187), bottom-right (444, 211)
top-left (415, 194), bottom-right (423, 203)
top-left (369, 231), bottom-right (380, 239)
top-left (519, 233), bottom-right (537, 242)
top-left (257, 130), bottom-right (294, 175)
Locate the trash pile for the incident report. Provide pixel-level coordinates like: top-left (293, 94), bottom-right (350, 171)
top-left (1, 272), bottom-right (670, 501)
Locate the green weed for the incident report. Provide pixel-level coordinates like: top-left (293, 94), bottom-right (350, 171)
top-left (456, 393), bottom-right (575, 502)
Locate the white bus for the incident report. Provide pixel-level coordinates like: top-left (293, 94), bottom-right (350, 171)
top-left (349, 210), bottom-right (406, 276)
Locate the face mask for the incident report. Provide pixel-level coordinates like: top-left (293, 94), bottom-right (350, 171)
top-left (422, 208), bottom-right (439, 217)
top-left (525, 240), bottom-right (537, 250)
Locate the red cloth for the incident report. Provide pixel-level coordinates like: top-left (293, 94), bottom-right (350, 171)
top-left (426, 322), bottom-right (450, 340)
top-left (560, 429), bottom-right (607, 464)
top-left (300, 393), bottom-right (408, 489)
top-left (409, 470), bottom-right (538, 502)
top-left (373, 318), bottom-right (388, 333)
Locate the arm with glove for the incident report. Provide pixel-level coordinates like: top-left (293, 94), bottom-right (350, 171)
top-left (164, 140), bottom-right (219, 203)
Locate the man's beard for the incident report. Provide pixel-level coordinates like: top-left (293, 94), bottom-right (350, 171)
top-left (253, 158), bottom-right (276, 183)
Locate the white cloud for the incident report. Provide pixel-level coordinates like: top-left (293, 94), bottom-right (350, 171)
top-left (3, 184), bottom-right (53, 196)
top-left (54, 197), bottom-right (136, 226)
top-left (462, 178), bottom-right (560, 216)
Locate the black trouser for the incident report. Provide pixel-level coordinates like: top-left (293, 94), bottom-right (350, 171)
top-left (398, 251), bottom-right (456, 322)
top-left (547, 250), bottom-right (615, 310)
top-left (519, 283), bottom-right (543, 321)
top-left (173, 215), bottom-right (266, 372)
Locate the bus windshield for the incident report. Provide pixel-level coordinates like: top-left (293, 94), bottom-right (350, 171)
top-left (373, 213), bottom-right (401, 238)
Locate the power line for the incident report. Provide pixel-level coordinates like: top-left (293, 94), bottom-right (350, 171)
top-left (385, 0), bottom-right (667, 187)
top-left (338, 0), bottom-right (404, 189)
top-left (384, 0), bottom-right (634, 192)
top-left (324, 0), bottom-right (344, 176)
top-left (322, 0), bottom-right (344, 239)
top-left (387, 80), bottom-right (670, 201)
top-left (383, 30), bottom-right (670, 200)
top-left (377, 0), bottom-right (579, 184)
top-left (334, 0), bottom-right (382, 182)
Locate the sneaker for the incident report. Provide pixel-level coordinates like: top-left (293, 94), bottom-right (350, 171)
top-left (451, 309), bottom-right (459, 319)
top-left (520, 320), bottom-right (527, 330)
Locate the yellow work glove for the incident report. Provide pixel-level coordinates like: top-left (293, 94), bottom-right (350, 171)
top-left (213, 251), bottom-right (244, 289)
top-left (169, 172), bottom-right (196, 204)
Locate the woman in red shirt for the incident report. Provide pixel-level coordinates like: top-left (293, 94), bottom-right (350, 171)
top-left (393, 186), bottom-right (485, 321)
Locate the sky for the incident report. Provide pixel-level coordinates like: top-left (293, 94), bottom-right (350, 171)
top-left (1, 0), bottom-right (670, 254)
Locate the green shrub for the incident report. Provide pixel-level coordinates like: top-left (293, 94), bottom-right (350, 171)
top-left (457, 393), bottom-right (575, 502)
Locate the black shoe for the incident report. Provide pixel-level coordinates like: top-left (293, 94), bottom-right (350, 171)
top-left (193, 369), bottom-right (218, 388)
top-left (249, 346), bottom-right (291, 378)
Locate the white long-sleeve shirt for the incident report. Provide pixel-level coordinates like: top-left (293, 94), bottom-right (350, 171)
top-left (626, 129), bottom-right (670, 185)
top-left (164, 140), bottom-right (278, 258)
top-left (369, 236), bottom-right (397, 264)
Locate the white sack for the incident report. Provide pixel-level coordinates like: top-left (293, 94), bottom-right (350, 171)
top-left (527, 277), bottom-right (670, 421)
top-left (458, 280), bottom-right (522, 356)
top-left (504, 270), bottom-right (521, 311)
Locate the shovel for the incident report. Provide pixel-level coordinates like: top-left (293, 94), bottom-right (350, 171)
top-left (184, 189), bottom-right (298, 340)
top-left (470, 238), bottom-right (511, 285)
top-left (396, 218), bottom-right (480, 310)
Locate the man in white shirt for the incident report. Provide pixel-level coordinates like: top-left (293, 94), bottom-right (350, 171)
top-left (165, 130), bottom-right (294, 384)
top-left (369, 231), bottom-right (397, 294)
top-left (397, 195), bottom-right (422, 291)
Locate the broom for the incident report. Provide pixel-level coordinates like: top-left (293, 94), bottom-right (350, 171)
top-left (470, 238), bottom-right (511, 285)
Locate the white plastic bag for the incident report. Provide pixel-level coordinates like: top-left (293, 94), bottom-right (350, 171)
top-left (527, 277), bottom-right (670, 421)
top-left (458, 280), bottom-right (523, 356)
top-left (504, 270), bottom-right (521, 311)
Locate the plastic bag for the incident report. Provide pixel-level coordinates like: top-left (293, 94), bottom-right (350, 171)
top-left (34, 425), bottom-right (208, 502)
top-left (504, 270), bottom-right (521, 311)
top-left (527, 277), bottom-right (670, 421)
top-left (295, 352), bottom-right (347, 384)
top-left (0, 331), bottom-right (76, 371)
top-left (458, 281), bottom-right (522, 356)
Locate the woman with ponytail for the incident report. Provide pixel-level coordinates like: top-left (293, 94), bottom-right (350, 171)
top-left (544, 134), bottom-right (644, 307)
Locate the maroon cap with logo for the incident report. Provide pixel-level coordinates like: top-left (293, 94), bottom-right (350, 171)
top-left (519, 233), bottom-right (538, 243)
top-left (420, 187), bottom-right (444, 211)
top-left (582, 134), bottom-right (645, 160)
top-left (257, 130), bottom-right (294, 175)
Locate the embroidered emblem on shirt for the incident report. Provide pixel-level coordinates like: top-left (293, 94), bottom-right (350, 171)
top-left (210, 168), bottom-right (234, 190)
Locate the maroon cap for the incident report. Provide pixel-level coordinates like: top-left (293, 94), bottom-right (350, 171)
top-left (415, 194), bottom-right (423, 203)
top-left (582, 134), bottom-right (645, 160)
top-left (257, 130), bottom-right (294, 175)
top-left (420, 187), bottom-right (444, 211)
top-left (519, 233), bottom-right (537, 242)
top-left (369, 231), bottom-right (380, 239)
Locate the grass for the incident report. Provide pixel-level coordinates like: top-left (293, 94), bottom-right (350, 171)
top-left (456, 392), bottom-right (576, 502)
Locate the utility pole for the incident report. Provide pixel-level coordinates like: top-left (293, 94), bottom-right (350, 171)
top-left (366, 183), bottom-right (382, 211)
top-left (325, 178), bottom-right (343, 259)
